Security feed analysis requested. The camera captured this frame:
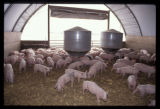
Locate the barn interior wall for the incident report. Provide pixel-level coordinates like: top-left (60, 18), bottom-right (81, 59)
top-left (125, 36), bottom-right (156, 53)
top-left (4, 32), bottom-right (22, 57)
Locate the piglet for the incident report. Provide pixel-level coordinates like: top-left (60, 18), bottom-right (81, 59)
top-left (132, 84), bottom-right (155, 96)
top-left (54, 73), bottom-right (74, 92)
top-left (65, 69), bottom-right (87, 83)
top-left (9, 55), bottom-right (19, 65)
top-left (83, 80), bottom-right (108, 103)
top-left (27, 56), bottom-right (35, 67)
top-left (46, 57), bottom-right (55, 68)
top-left (127, 75), bottom-right (136, 90)
top-left (95, 56), bottom-right (104, 62)
top-left (35, 58), bottom-right (44, 65)
top-left (4, 64), bottom-right (14, 83)
top-left (134, 63), bottom-right (155, 78)
top-left (34, 64), bottom-right (52, 77)
top-left (99, 52), bottom-right (115, 61)
top-left (68, 61), bottom-right (84, 70)
top-left (19, 58), bottom-right (26, 73)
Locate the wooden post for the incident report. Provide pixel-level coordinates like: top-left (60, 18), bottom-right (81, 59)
top-left (48, 5), bottom-right (50, 48)
top-left (108, 11), bottom-right (110, 30)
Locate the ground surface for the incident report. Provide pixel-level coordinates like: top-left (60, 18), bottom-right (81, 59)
top-left (4, 61), bottom-right (155, 106)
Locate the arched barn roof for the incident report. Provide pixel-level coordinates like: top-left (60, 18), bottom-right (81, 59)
top-left (4, 4), bottom-right (143, 36)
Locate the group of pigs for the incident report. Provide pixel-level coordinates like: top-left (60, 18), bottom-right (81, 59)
top-left (112, 48), bottom-right (156, 106)
top-left (4, 47), bottom-right (156, 105)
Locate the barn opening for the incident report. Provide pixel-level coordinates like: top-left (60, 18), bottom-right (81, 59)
top-left (21, 4), bottom-right (125, 49)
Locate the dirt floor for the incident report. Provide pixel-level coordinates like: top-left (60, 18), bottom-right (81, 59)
top-left (4, 61), bottom-right (155, 106)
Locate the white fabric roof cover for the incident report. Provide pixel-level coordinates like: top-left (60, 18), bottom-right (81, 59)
top-left (4, 4), bottom-right (143, 36)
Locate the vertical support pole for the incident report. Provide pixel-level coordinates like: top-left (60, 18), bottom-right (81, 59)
top-left (48, 5), bottom-right (50, 48)
top-left (108, 11), bottom-right (110, 30)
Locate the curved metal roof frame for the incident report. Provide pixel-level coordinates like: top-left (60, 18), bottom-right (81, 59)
top-left (4, 4), bottom-right (143, 36)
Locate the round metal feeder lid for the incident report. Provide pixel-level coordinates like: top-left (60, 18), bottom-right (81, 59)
top-left (64, 26), bottom-right (90, 32)
top-left (102, 29), bottom-right (122, 33)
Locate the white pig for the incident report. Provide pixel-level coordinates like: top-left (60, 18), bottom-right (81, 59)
top-left (46, 57), bottom-right (55, 68)
top-left (19, 58), bottom-right (26, 73)
top-left (132, 84), bottom-right (155, 96)
top-left (4, 64), bottom-right (14, 83)
top-left (83, 80), bottom-right (107, 103)
top-left (139, 55), bottom-right (150, 63)
top-left (27, 56), bottom-right (35, 67)
top-left (95, 56), bottom-right (104, 62)
top-left (111, 62), bottom-right (129, 72)
top-left (99, 52), bottom-right (115, 61)
top-left (133, 63), bottom-right (155, 78)
top-left (127, 75), bottom-right (136, 90)
top-left (35, 58), bottom-right (44, 65)
top-left (68, 61), bottom-right (84, 70)
top-left (34, 64), bottom-right (52, 76)
top-left (116, 66), bottom-right (139, 78)
top-left (65, 69), bottom-right (87, 83)
top-left (54, 73), bottom-right (74, 92)
top-left (9, 55), bottom-right (19, 65)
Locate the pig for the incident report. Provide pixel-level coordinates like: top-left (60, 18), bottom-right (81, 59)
top-left (81, 59), bottom-right (99, 67)
top-left (133, 63), bottom-right (155, 78)
top-left (111, 62), bottom-right (129, 72)
top-left (86, 54), bottom-right (94, 60)
top-left (80, 56), bottom-right (90, 61)
top-left (127, 75), bottom-right (136, 90)
top-left (19, 58), bottom-right (26, 73)
top-left (52, 54), bottom-right (62, 62)
top-left (116, 66), bottom-right (139, 78)
top-left (124, 52), bottom-right (139, 60)
top-left (35, 54), bottom-right (44, 59)
top-left (35, 58), bottom-right (44, 65)
top-left (27, 56), bottom-right (35, 67)
top-left (46, 57), bottom-right (55, 68)
top-left (95, 56), bottom-right (104, 62)
top-left (18, 53), bottom-right (25, 57)
top-left (9, 55), bottom-right (19, 65)
top-left (4, 64), bottom-right (14, 83)
top-left (116, 59), bottom-right (136, 65)
top-left (26, 48), bottom-right (35, 57)
top-left (99, 52), bottom-right (115, 61)
top-left (132, 84), bottom-right (155, 96)
top-left (82, 80), bottom-right (107, 103)
top-left (68, 61), bottom-right (84, 70)
top-left (65, 69), bottom-right (87, 83)
top-left (64, 56), bottom-right (72, 64)
top-left (118, 48), bottom-right (132, 54)
top-left (140, 49), bottom-right (151, 57)
top-left (97, 61), bottom-right (107, 73)
top-left (54, 73), bottom-right (74, 92)
top-left (148, 99), bottom-right (155, 106)
top-left (34, 64), bottom-right (52, 77)
top-left (8, 50), bottom-right (19, 56)
top-left (87, 61), bottom-right (106, 78)
top-left (150, 53), bottom-right (156, 64)
top-left (56, 59), bottom-right (68, 69)
top-left (115, 52), bottom-right (124, 59)
top-left (139, 55), bottom-right (150, 63)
